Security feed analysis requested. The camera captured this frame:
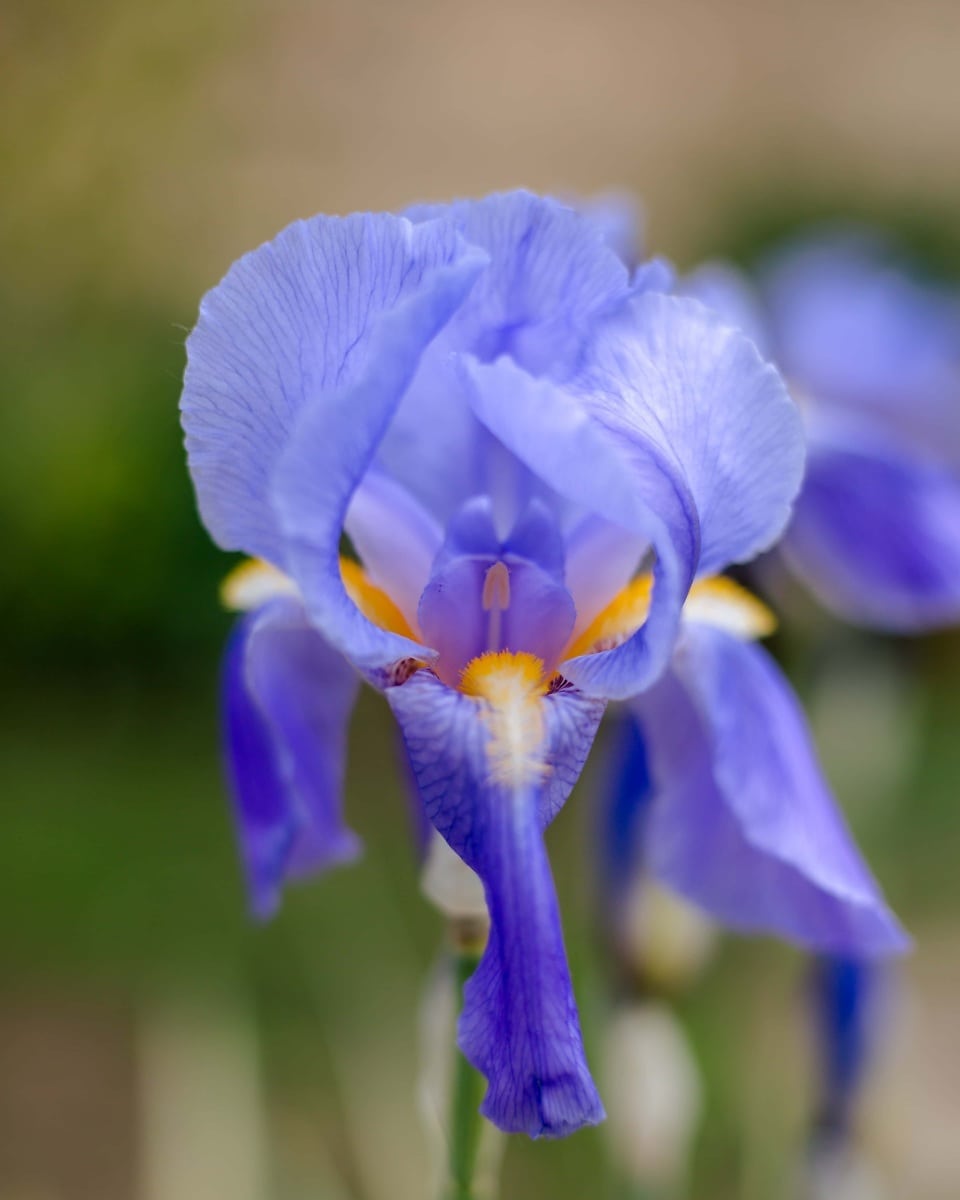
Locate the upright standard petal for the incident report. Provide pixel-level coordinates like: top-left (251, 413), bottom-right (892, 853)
top-left (343, 469), bottom-right (442, 632)
top-left (408, 190), bottom-right (631, 374)
top-left (387, 666), bottom-right (606, 1136)
top-left (183, 212), bottom-right (486, 666)
top-left (783, 420), bottom-right (960, 630)
top-left (633, 623), bottom-right (907, 957)
top-left (222, 598), bottom-right (361, 919)
top-left (377, 191), bottom-right (636, 525)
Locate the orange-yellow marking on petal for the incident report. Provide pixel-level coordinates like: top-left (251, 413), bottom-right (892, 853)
top-left (565, 574), bottom-right (655, 658)
top-left (339, 557), bottom-right (417, 640)
top-left (564, 572), bottom-right (775, 658)
top-left (460, 650), bottom-right (549, 787)
top-left (683, 576), bottom-right (777, 639)
top-left (221, 558), bottom-right (299, 611)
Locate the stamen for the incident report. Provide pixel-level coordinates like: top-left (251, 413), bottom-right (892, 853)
top-left (481, 561), bottom-right (511, 653)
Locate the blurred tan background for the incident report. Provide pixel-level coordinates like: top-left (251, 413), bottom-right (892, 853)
top-left (2, 1), bottom-right (960, 1198)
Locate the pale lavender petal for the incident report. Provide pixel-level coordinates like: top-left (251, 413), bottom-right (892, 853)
top-left (407, 190), bottom-right (630, 375)
top-left (377, 191), bottom-right (636, 525)
top-left (387, 670), bottom-right (606, 1136)
top-left (634, 624), bottom-right (908, 957)
top-left (269, 226), bottom-right (487, 670)
top-left (222, 598), bottom-right (361, 919)
top-left (374, 349), bottom-right (488, 526)
top-left (344, 469), bottom-right (442, 630)
top-left (630, 257), bottom-right (676, 296)
top-left (182, 213), bottom-right (484, 571)
top-left (760, 231), bottom-right (960, 457)
top-left (680, 261), bottom-right (773, 357)
top-left (784, 419), bottom-right (960, 630)
top-left (582, 291), bottom-right (805, 576)
top-left (575, 191), bottom-right (644, 267)
top-left (563, 514), bottom-right (649, 636)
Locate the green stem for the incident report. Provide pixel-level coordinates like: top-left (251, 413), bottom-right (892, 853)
top-left (445, 942), bottom-right (488, 1200)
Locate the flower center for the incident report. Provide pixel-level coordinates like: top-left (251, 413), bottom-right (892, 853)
top-left (460, 650), bottom-right (549, 786)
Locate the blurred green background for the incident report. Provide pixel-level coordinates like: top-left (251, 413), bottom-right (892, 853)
top-left (3, 1), bottom-right (960, 1197)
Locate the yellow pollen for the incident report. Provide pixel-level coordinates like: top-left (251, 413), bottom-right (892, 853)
top-left (339, 557), bottom-right (418, 640)
top-left (460, 651), bottom-right (549, 788)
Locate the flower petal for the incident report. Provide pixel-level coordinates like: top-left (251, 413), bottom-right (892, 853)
top-left (811, 955), bottom-right (883, 1130)
top-left (417, 499), bottom-right (577, 686)
top-left (462, 354), bottom-right (699, 699)
top-left (563, 514), bottom-right (650, 638)
top-left (182, 211), bottom-right (486, 667)
top-left (596, 711), bottom-right (654, 910)
top-left (375, 192), bottom-right (637, 526)
top-left (582, 291), bottom-right (805, 576)
top-left (408, 190), bottom-right (630, 374)
top-left (679, 261), bottom-right (773, 357)
top-left (783, 421), bottom-right (960, 630)
top-left (269, 233), bottom-right (487, 671)
top-left (222, 598), bottom-right (361, 919)
top-left (633, 624), bottom-right (908, 957)
top-left (760, 231), bottom-right (960, 457)
top-left (344, 469), bottom-right (442, 632)
top-left (387, 670), bottom-right (606, 1136)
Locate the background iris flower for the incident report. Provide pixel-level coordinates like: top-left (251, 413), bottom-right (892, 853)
top-left (181, 191), bottom-right (903, 1140)
top-left (686, 232), bottom-right (960, 630)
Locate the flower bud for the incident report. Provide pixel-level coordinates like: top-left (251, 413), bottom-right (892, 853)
top-left (603, 1001), bottom-right (702, 1187)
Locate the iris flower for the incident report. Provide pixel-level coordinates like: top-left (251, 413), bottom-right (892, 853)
top-left (685, 231), bottom-right (960, 630)
top-left (181, 192), bottom-right (902, 1138)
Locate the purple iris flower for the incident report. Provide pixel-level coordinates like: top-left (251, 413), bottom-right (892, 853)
top-left (180, 192), bottom-right (899, 1138)
top-left (685, 231), bottom-right (960, 630)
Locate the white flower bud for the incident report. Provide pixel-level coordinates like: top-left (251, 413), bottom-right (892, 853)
top-left (799, 1143), bottom-right (891, 1200)
top-left (603, 1001), bottom-right (702, 1187)
top-left (420, 832), bottom-right (488, 923)
top-left (622, 877), bottom-right (718, 990)
top-left (417, 957), bottom-right (503, 1199)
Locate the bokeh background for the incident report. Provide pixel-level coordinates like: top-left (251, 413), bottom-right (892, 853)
top-left (3, 1), bottom-right (960, 1197)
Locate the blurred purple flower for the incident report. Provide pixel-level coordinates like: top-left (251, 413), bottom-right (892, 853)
top-left (809, 955), bottom-right (884, 1141)
top-left (180, 192), bottom-right (898, 1137)
top-left (685, 232), bottom-right (960, 630)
